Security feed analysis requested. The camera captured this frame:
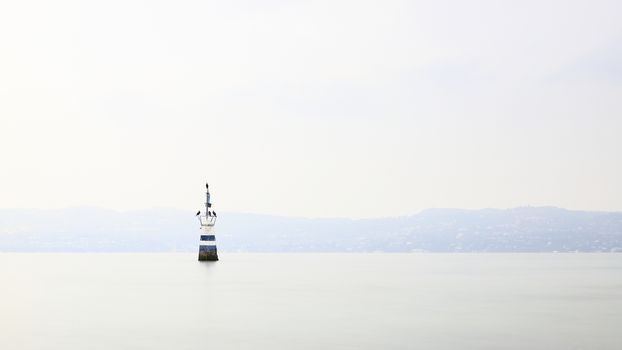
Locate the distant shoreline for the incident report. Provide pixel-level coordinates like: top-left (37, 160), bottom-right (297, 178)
top-left (1, 206), bottom-right (621, 253)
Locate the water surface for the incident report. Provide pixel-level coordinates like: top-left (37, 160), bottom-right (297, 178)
top-left (1, 253), bottom-right (620, 349)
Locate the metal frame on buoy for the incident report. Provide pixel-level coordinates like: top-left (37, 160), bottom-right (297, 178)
top-left (197, 182), bottom-right (218, 261)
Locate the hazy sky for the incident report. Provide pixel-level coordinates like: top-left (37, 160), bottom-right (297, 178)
top-left (1, 0), bottom-right (621, 218)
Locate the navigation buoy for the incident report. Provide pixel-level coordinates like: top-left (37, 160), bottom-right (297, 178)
top-left (197, 182), bottom-right (218, 261)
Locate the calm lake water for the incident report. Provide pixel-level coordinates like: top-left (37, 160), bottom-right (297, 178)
top-left (1, 253), bottom-right (621, 349)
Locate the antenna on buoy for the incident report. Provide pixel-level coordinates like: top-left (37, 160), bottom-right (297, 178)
top-left (197, 182), bottom-right (218, 261)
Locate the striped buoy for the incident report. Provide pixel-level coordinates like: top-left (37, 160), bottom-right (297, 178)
top-left (198, 183), bottom-right (218, 261)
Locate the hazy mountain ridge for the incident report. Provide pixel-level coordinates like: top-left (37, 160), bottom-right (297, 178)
top-left (1, 207), bottom-right (621, 252)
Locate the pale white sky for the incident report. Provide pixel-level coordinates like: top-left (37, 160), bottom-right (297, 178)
top-left (1, 0), bottom-right (621, 218)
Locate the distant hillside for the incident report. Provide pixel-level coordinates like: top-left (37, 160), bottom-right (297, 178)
top-left (0, 207), bottom-right (621, 252)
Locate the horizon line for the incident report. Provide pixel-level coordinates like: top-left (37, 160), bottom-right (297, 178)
top-left (1, 205), bottom-right (621, 220)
